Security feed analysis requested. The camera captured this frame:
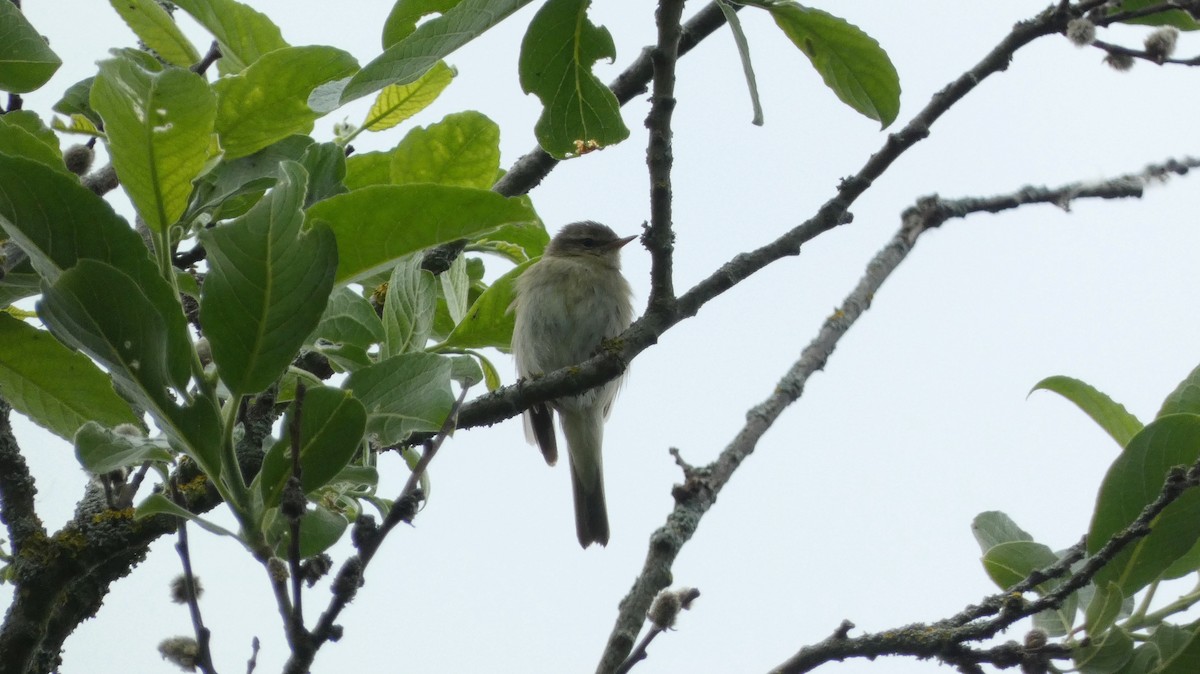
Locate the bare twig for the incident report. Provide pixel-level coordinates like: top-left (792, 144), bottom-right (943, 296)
top-left (285, 384), bottom-right (308, 643)
top-left (282, 384), bottom-right (472, 674)
top-left (191, 41), bottom-right (222, 75)
top-left (769, 460), bottom-right (1200, 673)
top-left (614, 587), bottom-right (701, 674)
top-left (174, 521), bottom-right (218, 674)
top-left (246, 637), bottom-right (261, 674)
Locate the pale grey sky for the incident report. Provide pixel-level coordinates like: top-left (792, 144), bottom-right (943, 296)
top-left (7, 1), bottom-right (1200, 673)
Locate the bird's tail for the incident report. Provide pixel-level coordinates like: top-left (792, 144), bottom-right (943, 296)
top-left (560, 409), bottom-right (609, 547)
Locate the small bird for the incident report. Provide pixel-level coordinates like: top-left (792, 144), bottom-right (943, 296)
top-left (511, 222), bottom-right (636, 547)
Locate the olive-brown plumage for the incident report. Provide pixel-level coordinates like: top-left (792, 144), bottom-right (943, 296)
top-left (511, 222), bottom-right (636, 547)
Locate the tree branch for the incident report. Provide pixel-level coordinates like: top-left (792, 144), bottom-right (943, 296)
top-left (642, 0), bottom-right (686, 310)
top-left (592, 155), bottom-right (1199, 672)
top-left (454, 0), bottom-right (1113, 444)
top-left (769, 458), bottom-right (1200, 672)
top-left (0, 395), bottom-right (43, 555)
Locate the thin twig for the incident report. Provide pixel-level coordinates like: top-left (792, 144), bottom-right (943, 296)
top-left (119, 460), bottom-right (154, 509)
top-left (614, 626), bottom-right (665, 674)
top-left (191, 41), bottom-right (222, 75)
top-left (246, 637), bottom-right (261, 674)
top-left (285, 384), bottom-right (308, 643)
top-left (283, 384), bottom-right (472, 674)
top-left (175, 521), bottom-right (219, 674)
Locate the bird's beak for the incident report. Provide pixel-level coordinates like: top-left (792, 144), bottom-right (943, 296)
top-left (610, 234), bottom-right (638, 250)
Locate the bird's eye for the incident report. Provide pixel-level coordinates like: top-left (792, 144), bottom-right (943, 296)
top-left (581, 238), bottom-right (597, 247)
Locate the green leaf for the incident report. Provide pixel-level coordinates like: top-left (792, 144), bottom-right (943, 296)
top-left (1116, 643), bottom-right (1160, 674)
top-left (53, 77), bottom-right (101, 127)
top-left (50, 114), bottom-right (102, 138)
top-left (344, 353), bottom-right (453, 445)
top-left (1155, 624), bottom-right (1200, 674)
top-left (344, 151), bottom-right (392, 190)
top-left (362, 60), bottom-right (455, 132)
top-left (136, 492), bottom-right (241, 539)
top-left (312, 287), bottom-right (386, 350)
top-left (1162, 536), bottom-right (1200, 579)
top-left (171, 0), bottom-right (289, 73)
top-left (400, 445), bottom-right (431, 500)
top-left (1033, 594), bottom-right (1078, 638)
top-left (382, 0), bottom-right (460, 47)
top-left (256, 386), bottom-right (367, 508)
top-left (447, 354), bottom-right (483, 388)
top-left (439, 259), bottom-right (534, 351)
top-left (1153, 624), bottom-right (1194, 665)
top-left (299, 142), bottom-right (348, 207)
top-left (276, 367), bottom-right (324, 404)
top-left (970, 510), bottom-right (1034, 553)
top-left (0, 154), bottom-right (159, 286)
top-left (1075, 626), bottom-right (1134, 674)
top-left (383, 254), bottom-right (436, 357)
top-left (765, 2), bottom-right (900, 127)
top-left (0, 266), bottom-right (40, 307)
top-left (213, 46), bottom-right (359, 159)
top-left (37, 260), bottom-right (222, 475)
top-left (187, 134), bottom-right (314, 219)
top-left (1085, 582), bottom-right (1124, 637)
top-left (390, 111), bottom-right (500, 188)
top-left (37, 261), bottom-right (191, 400)
top-left (316, 342), bottom-right (374, 373)
top-left (472, 207), bottom-right (549, 260)
top-left (1, 110), bottom-right (61, 151)
top-left (341, 0), bottom-right (533, 104)
top-left (981, 540), bottom-right (1059, 591)
top-left (0, 1), bottom-right (62, 93)
top-left (1032, 375), bottom-right (1143, 449)
top-left (718, 0), bottom-right (764, 126)
top-left (91, 54), bottom-right (217, 232)
top-left (199, 162), bottom-right (337, 395)
top-left (74, 421), bottom-right (172, 475)
top-left (273, 503), bottom-right (349, 558)
top-left (1089, 414), bottom-right (1200, 595)
top-left (108, 0), bottom-right (203, 67)
top-left (1158, 364), bottom-right (1200, 418)
top-left (0, 314), bottom-right (140, 441)
top-left (304, 184), bottom-right (539, 284)
top-left (981, 540), bottom-right (1077, 636)
top-left (1110, 1), bottom-right (1200, 30)
top-left (471, 350), bottom-right (502, 390)
top-left (0, 116), bottom-right (67, 174)
top-left (518, 0), bottom-right (629, 158)
top-left (440, 255), bottom-right (470, 324)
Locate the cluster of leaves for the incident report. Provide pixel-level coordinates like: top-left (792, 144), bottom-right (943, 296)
top-left (0, 0), bottom-right (558, 562)
top-left (974, 365), bottom-right (1200, 674)
top-left (0, 0), bottom-right (904, 567)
